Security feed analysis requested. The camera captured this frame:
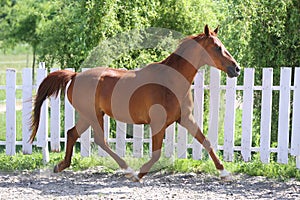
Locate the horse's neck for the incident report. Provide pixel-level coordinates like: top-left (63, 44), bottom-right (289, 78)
top-left (160, 53), bottom-right (199, 84)
top-left (160, 38), bottom-right (206, 84)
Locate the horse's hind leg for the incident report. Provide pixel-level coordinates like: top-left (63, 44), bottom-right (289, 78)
top-left (137, 127), bottom-right (166, 181)
top-left (92, 112), bottom-right (129, 171)
top-left (54, 117), bottom-right (89, 173)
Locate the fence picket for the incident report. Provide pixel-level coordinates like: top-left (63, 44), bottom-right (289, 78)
top-left (193, 70), bottom-right (204, 160)
top-left (149, 128), bottom-right (152, 157)
top-left (6, 69), bottom-right (16, 155)
top-left (64, 68), bottom-right (75, 151)
top-left (133, 124), bottom-right (144, 158)
top-left (22, 68), bottom-right (33, 154)
top-left (260, 68), bottom-right (273, 163)
top-left (98, 115), bottom-right (110, 157)
top-left (208, 67), bottom-right (220, 150)
top-left (241, 68), bottom-right (255, 161)
top-left (165, 123), bottom-right (175, 158)
top-left (291, 68), bottom-right (300, 157)
top-left (36, 64), bottom-right (49, 163)
top-left (81, 127), bottom-right (91, 157)
top-left (50, 68), bottom-right (61, 152)
top-left (277, 68), bottom-right (291, 164)
top-left (116, 121), bottom-right (126, 157)
top-left (223, 77), bottom-right (237, 161)
top-left (177, 124), bottom-right (187, 158)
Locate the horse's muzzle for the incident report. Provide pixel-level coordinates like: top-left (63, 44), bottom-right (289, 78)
top-left (227, 65), bottom-right (240, 78)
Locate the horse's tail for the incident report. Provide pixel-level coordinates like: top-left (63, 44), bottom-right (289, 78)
top-left (29, 70), bottom-right (77, 143)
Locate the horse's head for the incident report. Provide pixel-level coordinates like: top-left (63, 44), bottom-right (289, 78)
top-left (197, 25), bottom-right (240, 78)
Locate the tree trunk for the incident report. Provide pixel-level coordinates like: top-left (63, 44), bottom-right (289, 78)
top-left (32, 45), bottom-right (36, 81)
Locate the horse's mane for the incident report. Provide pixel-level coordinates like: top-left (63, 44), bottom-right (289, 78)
top-left (160, 32), bottom-right (209, 64)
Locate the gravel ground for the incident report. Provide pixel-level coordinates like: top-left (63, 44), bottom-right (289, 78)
top-left (0, 167), bottom-right (299, 200)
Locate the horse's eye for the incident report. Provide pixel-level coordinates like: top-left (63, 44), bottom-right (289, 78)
top-left (217, 46), bottom-right (222, 52)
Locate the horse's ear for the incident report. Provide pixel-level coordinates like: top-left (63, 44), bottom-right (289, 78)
top-left (204, 24), bottom-right (210, 36)
top-left (214, 25), bottom-right (220, 35)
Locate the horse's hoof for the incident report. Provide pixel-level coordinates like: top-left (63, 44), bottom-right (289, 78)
top-left (220, 169), bottom-right (232, 182)
top-left (53, 165), bottom-right (60, 173)
top-left (131, 175), bottom-right (142, 183)
top-left (123, 167), bottom-right (141, 182)
top-left (124, 167), bottom-right (135, 178)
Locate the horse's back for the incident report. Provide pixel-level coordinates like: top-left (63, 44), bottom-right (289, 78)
top-left (68, 66), bottom-right (181, 124)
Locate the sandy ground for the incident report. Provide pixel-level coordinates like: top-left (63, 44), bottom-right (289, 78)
top-left (0, 167), bottom-right (299, 200)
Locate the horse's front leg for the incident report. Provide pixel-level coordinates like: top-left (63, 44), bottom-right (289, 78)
top-left (178, 115), bottom-right (231, 180)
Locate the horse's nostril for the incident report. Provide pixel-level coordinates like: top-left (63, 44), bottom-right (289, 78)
top-left (235, 66), bottom-right (240, 73)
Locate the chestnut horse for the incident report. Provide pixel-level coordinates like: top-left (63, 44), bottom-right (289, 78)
top-left (30, 25), bottom-right (240, 182)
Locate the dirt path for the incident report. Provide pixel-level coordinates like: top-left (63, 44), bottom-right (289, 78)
top-left (0, 167), bottom-right (299, 199)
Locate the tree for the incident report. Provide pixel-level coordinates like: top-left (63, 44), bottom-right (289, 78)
top-left (0, 0), bottom-right (43, 77)
top-left (220, 0), bottom-right (300, 146)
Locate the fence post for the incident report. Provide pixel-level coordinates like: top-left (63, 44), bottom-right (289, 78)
top-left (36, 63), bottom-right (49, 163)
top-left (149, 127), bottom-right (152, 157)
top-left (22, 68), bottom-right (33, 154)
top-left (64, 68), bottom-right (75, 152)
top-left (98, 115), bottom-right (109, 157)
top-left (241, 68), bottom-right (255, 162)
top-left (133, 124), bottom-right (144, 158)
top-left (208, 67), bottom-right (220, 150)
top-left (291, 68), bottom-right (300, 167)
top-left (193, 69), bottom-right (204, 160)
top-left (177, 124), bottom-right (187, 158)
top-left (223, 76), bottom-right (237, 161)
top-left (50, 68), bottom-right (61, 152)
top-left (277, 67), bottom-right (291, 164)
top-left (165, 123), bottom-right (175, 158)
top-left (6, 69), bottom-right (16, 156)
top-left (260, 68), bottom-right (273, 163)
top-left (81, 127), bottom-right (91, 157)
top-left (116, 121), bottom-right (126, 157)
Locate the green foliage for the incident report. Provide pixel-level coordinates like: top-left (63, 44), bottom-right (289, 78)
top-left (0, 152), bottom-right (44, 171)
top-left (1, 0), bottom-right (298, 71)
top-left (233, 154), bottom-right (300, 181)
top-left (0, 110), bottom-right (23, 141)
top-left (152, 0), bottom-right (221, 35)
top-left (220, 0), bottom-right (299, 71)
top-left (0, 151), bottom-right (298, 181)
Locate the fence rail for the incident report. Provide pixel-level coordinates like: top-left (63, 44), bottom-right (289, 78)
top-left (0, 66), bottom-right (299, 169)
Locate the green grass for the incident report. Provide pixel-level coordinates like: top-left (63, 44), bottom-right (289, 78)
top-left (0, 150), bottom-right (299, 181)
top-left (0, 54), bottom-right (33, 79)
top-left (0, 110), bottom-right (23, 141)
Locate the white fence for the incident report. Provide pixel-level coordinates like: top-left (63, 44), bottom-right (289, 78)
top-left (0, 66), bottom-right (299, 169)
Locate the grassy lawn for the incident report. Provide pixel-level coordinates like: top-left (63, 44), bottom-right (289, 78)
top-left (0, 47), bottom-right (33, 141)
top-left (0, 150), bottom-right (299, 181)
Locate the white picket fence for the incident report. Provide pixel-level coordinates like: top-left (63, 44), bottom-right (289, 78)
top-left (0, 66), bottom-right (299, 169)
